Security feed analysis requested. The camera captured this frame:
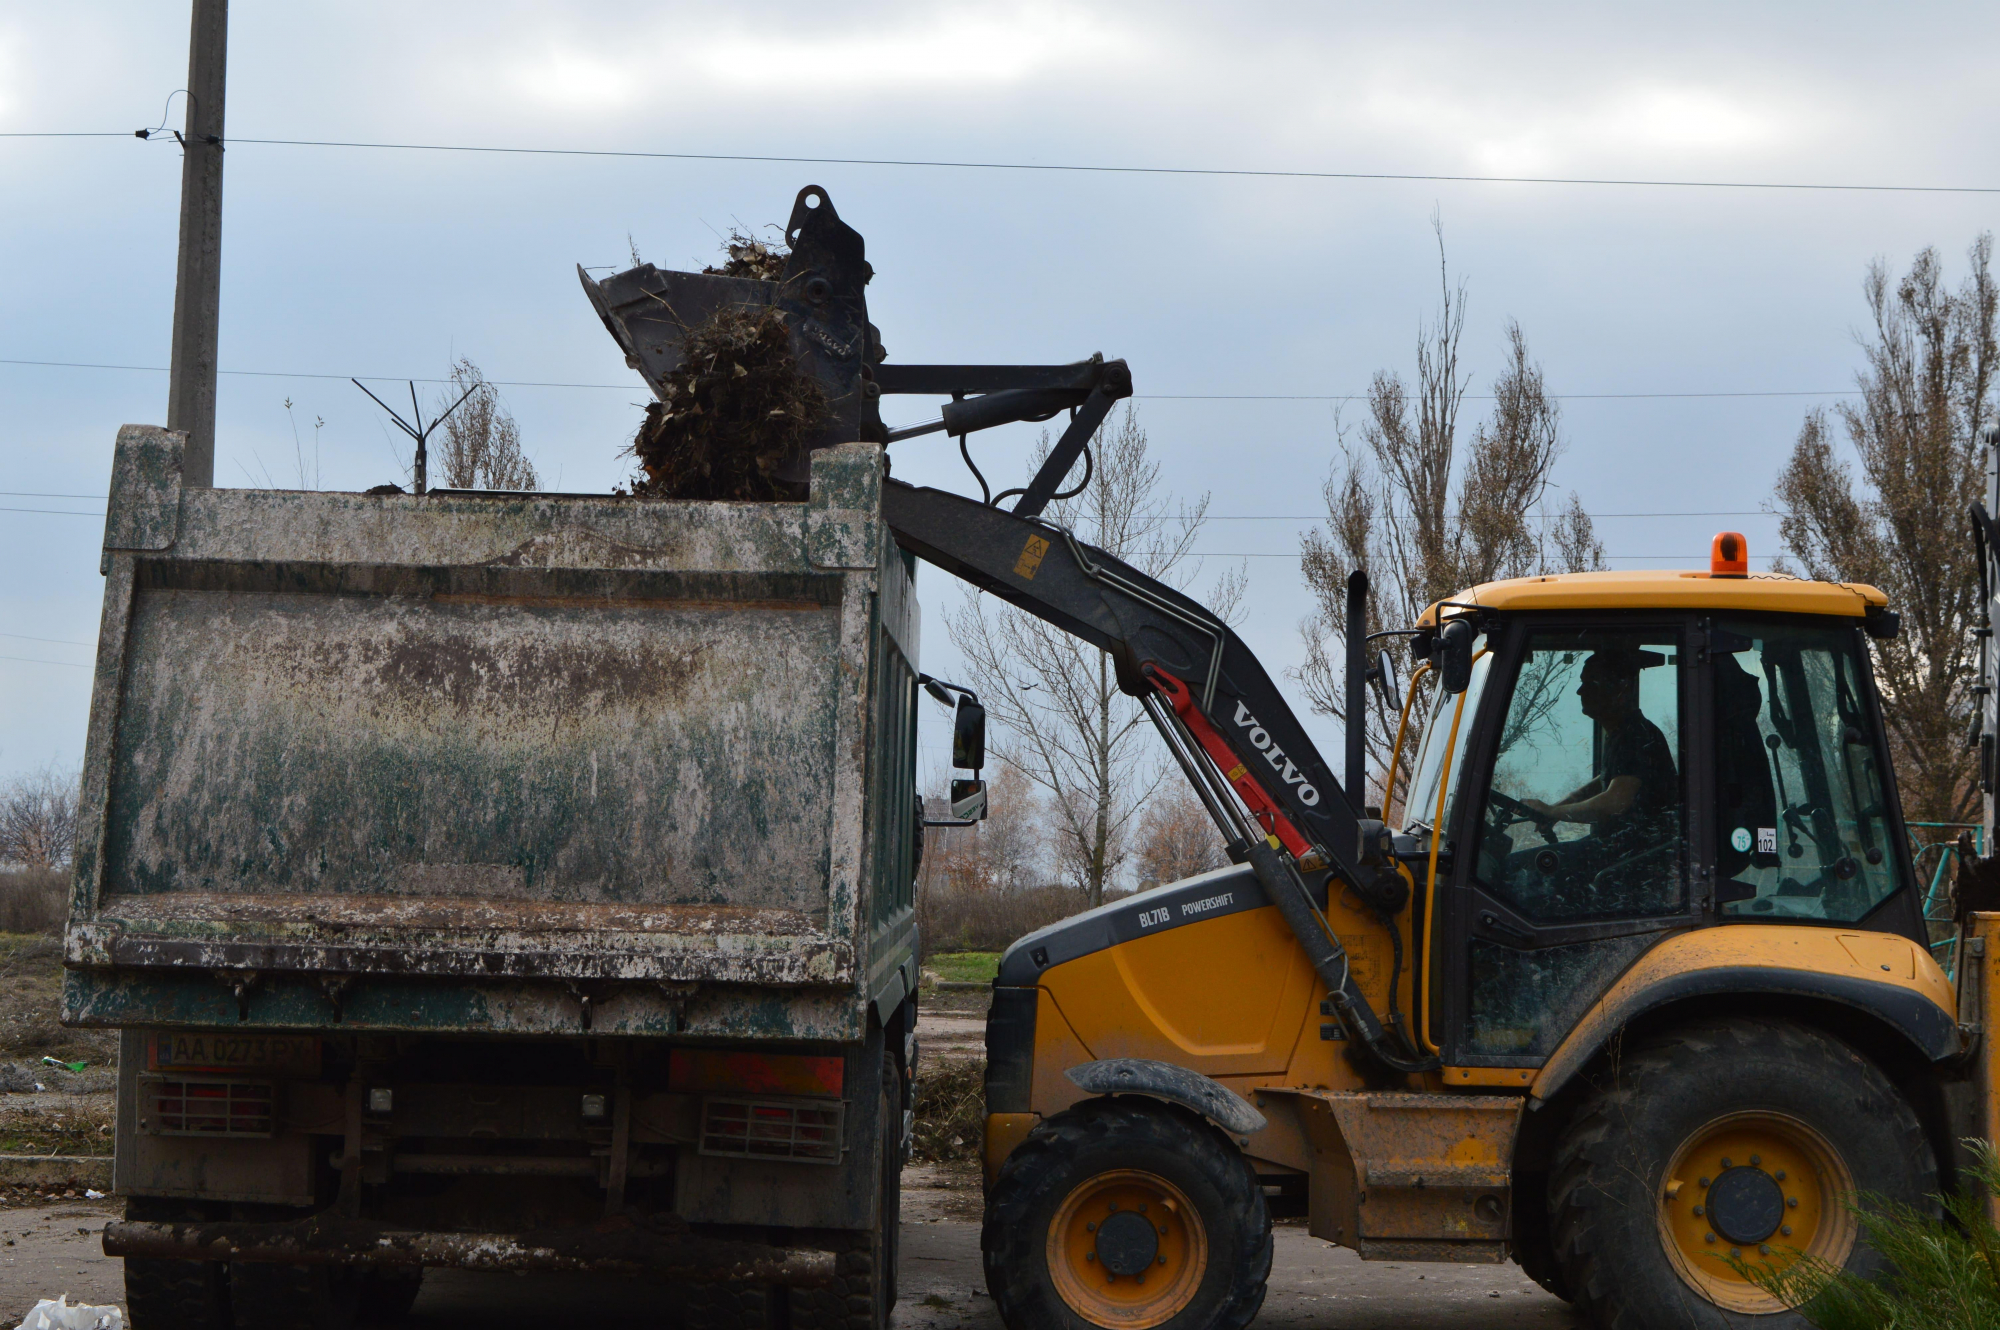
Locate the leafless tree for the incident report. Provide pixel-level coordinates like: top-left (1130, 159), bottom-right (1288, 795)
top-left (946, 407), bottom-right (1244, 907)
top-left (1773, 236), bottom-right (1996, 824)
top-left (434, 358), bottom-right (539, 492)
top-left (1295, 228), bottom-right (1603, 815)
top-left (0, 764), bottom-right (79, 869)
top-left (1132, 782), bottom-right (1229, 890)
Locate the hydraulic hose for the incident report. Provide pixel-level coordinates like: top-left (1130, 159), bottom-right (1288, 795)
top-left (1242, 839), bottom-right (1439, 1075)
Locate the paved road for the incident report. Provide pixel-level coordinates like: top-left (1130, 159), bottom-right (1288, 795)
top-left (0, 1171), bottom-right (1579, 1328)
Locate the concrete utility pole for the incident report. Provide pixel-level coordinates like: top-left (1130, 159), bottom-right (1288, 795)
top-left (166, 0), bottom-right (227, 487)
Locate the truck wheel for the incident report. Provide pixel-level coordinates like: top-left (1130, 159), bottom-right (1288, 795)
top-left (682, 1281), bottom-right (776, 1330)
top-left (355, 1269), bottom-right (422, 1322)
top-left (1550, 1017), bottom-right (1935, 1329)
top-left (983, 1102), bottom-right (1270, 1330)
top-left (791, 1050), bottom-right (901, 1330)
top-left (124, 1199), bottom-right (231, 1330)
top-left (229, 1264), bottom-right (360, 1330)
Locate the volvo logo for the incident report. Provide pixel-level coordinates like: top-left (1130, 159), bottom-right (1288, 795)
top-left (1231, 702), bottom-right (1320, 806)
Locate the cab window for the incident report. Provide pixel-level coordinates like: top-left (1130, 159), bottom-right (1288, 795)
top-left (1401, 638), bottom-right (1491, 834)
top-left (1712, 621), bottom-right (1907, 922)
top-left (1471, 628), bottom-right (1685, 921)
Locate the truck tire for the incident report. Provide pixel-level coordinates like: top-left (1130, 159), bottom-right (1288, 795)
top-left (682, 1281), bottom-right (776, 1330)
top-left (124, 1199), bottom-right (231, 1330)
top-left (1549, 1016), bottom-right (1935, 1330)
top-left (791, 1050), bottom-right (901, 1330)
top-left (229, 1264), bottom-right (360, 1330)
top-left (355, 1269), bottom-right (422, 1322)
top-left (983, 1102), bottom-right (1270, 1330)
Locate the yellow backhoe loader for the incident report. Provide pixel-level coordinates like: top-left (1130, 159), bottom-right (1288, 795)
top-left (965, 533), bottom-right (1997, 1330)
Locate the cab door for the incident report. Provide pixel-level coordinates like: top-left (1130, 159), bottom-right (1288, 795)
top-left (1434, 617), bottom-right (1704, 1066)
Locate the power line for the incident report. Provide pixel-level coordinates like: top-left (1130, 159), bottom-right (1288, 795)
top-left (0, 491), bottom-right (102, 500)
top-left (0, 358), bottom-right (1858, 403)
top-left (0, 632), bottom-right (94, 648)
top-left (0, 507), bottom-right (103, 517)
top-left (0, 655), bottom-right (88, 668)
top-left (5, 130), bottom-right (1995, 196)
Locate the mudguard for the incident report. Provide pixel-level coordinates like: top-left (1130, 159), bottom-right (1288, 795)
top-left (1064, 1058), bottom-right (1268, 1137)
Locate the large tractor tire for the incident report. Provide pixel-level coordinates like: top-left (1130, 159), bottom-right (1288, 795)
top-left (788, 1049), bottom-right (901, 1330)
top-left (1549, 1016), bottom-right (1935, 1330)
top-left (983, 1102), bottom-right (1270, 1330)
top-left (123, 1199), bottom-right (232, 1330)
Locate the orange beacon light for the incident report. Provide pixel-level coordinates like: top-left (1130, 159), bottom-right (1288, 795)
top-left (1710, 531), bottom-right (1749, 577)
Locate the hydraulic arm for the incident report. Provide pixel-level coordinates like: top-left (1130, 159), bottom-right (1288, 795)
top-left (881, 480), bottom-right (1436, 1073)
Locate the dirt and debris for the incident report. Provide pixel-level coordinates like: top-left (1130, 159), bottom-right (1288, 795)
top-left (626, 305), bottom-right (827, 501)
top-left (911, 1057), bottom-right (986, 1165)
top-left (701, 229), bottom-right (789, 282)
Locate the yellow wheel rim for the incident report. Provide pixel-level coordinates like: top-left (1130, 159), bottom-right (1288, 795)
top-left (1656, 1111), bottom-right (1858, 1314)
top-left (1045, 1169), bottom-right (1208, 1329)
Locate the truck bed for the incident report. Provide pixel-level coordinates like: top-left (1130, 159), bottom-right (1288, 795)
top-left (64, 428), bottom-right (920, 1042)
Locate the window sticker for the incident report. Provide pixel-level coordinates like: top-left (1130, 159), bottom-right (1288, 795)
top-left (1730, 827), bottom-right (1753, 854)
top-left (1756, 827), bottom-right (1777, 855)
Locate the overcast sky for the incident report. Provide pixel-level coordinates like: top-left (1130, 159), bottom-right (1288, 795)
top-left (3, 1), bottom-right (1996, 788)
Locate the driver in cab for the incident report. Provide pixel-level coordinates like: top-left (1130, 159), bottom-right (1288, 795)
top-left (1523, 648), bottom-right (1677, 837)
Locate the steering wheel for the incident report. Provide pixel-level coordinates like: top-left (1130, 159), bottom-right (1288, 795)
top-left (1487, 790), bottom-right (1560, 845)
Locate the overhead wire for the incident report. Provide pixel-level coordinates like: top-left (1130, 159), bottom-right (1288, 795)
top-left (4, 130), bottom-right (1996, 196)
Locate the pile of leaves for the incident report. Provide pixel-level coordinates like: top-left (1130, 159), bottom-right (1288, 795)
top-left (703, 229), bottom-right (789, 281)
top-left (1737, 1138), bottom-right (2000, 1329)
top-left (627, 305), bottom-right (826, 501)
top-left (909, 1056), bottom-right (986, 1165)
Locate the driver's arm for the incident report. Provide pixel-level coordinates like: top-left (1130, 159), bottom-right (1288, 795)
top-left (1529, 775), bottom-right (1639, 824)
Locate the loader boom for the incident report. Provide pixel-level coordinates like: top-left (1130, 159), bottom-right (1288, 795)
top-left (880, 478), bottom-right (1435, 1071)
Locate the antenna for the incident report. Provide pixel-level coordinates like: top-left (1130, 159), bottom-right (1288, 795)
top-left (350, 379), bottom-right (479, 494)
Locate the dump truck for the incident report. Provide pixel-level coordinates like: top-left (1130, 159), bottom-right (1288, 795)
top-left (72, 424), bottom-right (932, 1330)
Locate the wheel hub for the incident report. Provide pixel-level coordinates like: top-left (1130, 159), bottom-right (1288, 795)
top-left (1707, 1165), bottom-right (1785, 1245)
top-left (1094, 1210), bottom-right (1160, 1277)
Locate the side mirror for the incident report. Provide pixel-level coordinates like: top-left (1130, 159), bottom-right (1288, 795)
top-left (949, 778), bottom-right (988, 822)
top-left (1437, 618), bottom-right (1477, 694)
top-left (952, 697), bottom-right (986, 770)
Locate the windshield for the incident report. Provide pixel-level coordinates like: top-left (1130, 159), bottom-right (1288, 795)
top-left (1401, 639), bottom-right (1491, 834)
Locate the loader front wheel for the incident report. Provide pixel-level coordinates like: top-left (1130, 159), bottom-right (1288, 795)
top-left (983, 1102), bottom-right (1269, 1330)
top-left (1549, 1016), bottom-right (1934, 1329)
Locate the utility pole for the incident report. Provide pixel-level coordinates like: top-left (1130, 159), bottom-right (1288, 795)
top-left (166, 0), bottom-right (227, 487)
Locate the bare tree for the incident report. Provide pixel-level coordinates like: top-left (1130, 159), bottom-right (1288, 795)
top-left (434, 358), bottom-right (539, 491)
top-left (945, 407), bottom-right (1244, 907)
top-left (1296, 230), bottom-right (1603, 814)
top-left (1132, 782), bottom-right (1229, 890)
top-left (1773, 236), bottom-right (1996, 824)
top-left (0, 764), bottom-right (79, 869)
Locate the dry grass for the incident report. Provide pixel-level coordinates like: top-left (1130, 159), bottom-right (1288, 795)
top-left (910, 1056), bottom-right (986, 1165)
top-left (0, 871), bottom-right (64, 936)
top-left (702, 229), bottom-right (789, 282)
top-left (0, 933), bottom-right (113, 1070)
top-left (917, 883), bottom-right (1091, 961)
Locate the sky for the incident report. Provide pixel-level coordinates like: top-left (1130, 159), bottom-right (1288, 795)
top-left (2, 1), bottom-right (1996, 792)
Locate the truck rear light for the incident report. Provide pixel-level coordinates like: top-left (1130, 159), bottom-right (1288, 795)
top-left (699, 1096), bottom-right (843, 1164)
top-left (141, 1075), bottom-right (277, 1137)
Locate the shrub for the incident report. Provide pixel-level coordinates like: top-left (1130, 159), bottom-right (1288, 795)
top-left (0, 869), bottom-right (66, 934)
top-left (1737, 1138), bottom-right (2000, 1329)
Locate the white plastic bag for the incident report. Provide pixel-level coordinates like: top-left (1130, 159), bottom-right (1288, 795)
top-left (14, 1295), bottom-right (124, 1330)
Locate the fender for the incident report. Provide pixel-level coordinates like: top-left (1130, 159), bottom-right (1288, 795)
top-left (1065, 1058), bottom-right (1268, 1137)
top-left (1531, 925), bottom-right (1960, 1104)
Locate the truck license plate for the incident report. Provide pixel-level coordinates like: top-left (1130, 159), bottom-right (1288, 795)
top-left (147, 1032), bottom-right (322, 1076)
